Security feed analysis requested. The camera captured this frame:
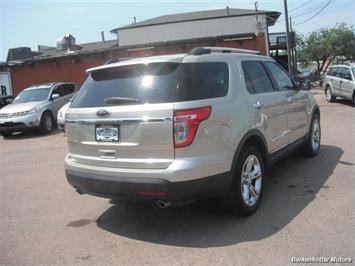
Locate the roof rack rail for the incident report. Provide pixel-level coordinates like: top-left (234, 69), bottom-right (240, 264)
top-left (188, 47), bottom-right (261, 56)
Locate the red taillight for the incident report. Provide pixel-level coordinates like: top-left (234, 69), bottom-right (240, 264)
top-left (173, 106), bottom-right (211, 148)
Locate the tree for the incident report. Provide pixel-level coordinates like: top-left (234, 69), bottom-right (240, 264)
top-left (301, 23), bottom-right (355, 74)
top-left (294, 33), bottom-right (309, 68)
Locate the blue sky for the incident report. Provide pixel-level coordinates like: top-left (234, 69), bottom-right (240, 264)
top-left (0, 0), bottom-right (354, 61)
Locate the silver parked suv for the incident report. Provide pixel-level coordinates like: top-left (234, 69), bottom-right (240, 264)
top-left (323, 65), bottom-right (355, 105)
top-left (0, 82), bottom-right (76, 137)
top-left (65, 47), bottom-right (320, 216)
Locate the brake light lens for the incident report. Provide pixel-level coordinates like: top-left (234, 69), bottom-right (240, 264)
top-left (174, 106), bottom-right (211, 147)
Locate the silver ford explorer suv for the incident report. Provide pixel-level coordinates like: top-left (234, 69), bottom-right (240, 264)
top-left (0, 82), bottom-right (76, 137)
top-left (323, 65), bottom-right (355, 105)
top-left (65, 47), bottom-right (320, 216)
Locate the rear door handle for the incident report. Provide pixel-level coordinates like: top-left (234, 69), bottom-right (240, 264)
top-left (252, 101), bottom-right (263, 108)
top-left (330, 79), bottom-right (333, 81)
top-left (287, 97), bottom-right (294, 103)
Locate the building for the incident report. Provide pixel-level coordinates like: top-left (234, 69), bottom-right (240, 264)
top-left (1, 7), bottom-right (282, 96)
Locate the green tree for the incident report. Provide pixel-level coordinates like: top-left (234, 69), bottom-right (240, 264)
top-left (301, 23), bottom-right (355, 74)
top-left (295, 33), bottom-right (309, 68)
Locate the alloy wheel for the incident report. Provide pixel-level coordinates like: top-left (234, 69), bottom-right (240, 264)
top-left (240, 155), bottom-right (262, 207)
top-left (311, 119), bottom-right (320, 152)
top-left (45, 115), bottom-right (53, 132)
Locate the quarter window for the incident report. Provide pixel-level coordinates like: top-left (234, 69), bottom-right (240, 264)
top-left (242, 61), bottom-right (274, 94)
top-left (339, 68), bottom-right (352, 80)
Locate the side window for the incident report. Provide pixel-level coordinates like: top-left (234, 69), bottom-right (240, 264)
top-left (51, 86), bottom-right (62, 97)
top-left (264, 62), bottom-right (295, 90)
top-left (242, 61), bottom-right (274, 94)
top-left (333, 68), bottom-right (342, 78)
top-left (327, 68), bottom-right (333, 76)
top-left (53, 84), bottom-right (75, 97)
top-left (62, 84), bottom-right (75, 96)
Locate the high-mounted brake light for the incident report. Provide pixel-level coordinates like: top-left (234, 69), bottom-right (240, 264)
top-left (173, 106), bottom-right (211, 148)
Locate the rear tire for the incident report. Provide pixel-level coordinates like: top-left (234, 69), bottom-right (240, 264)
top-left (302, 114), bottom-right (321, 157)
top-left (39, 112), bottom-right (54, 134)
top-left (352, 93), bottom-right (355, 107)
top-left (223, 145), bottom-right (264, 216)
top-left (325, 86), bottom-right (336, 102)
top-left (1, 132), bottom-right (12, 138)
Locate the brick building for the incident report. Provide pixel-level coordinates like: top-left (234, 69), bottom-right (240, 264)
top-left (1, 8), bottom-right (281, 96)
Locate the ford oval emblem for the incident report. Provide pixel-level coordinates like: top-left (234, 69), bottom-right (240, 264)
top-left (97, 109), bottom-right (109, 116)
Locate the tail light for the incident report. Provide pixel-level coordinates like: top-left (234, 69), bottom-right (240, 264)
top-left (173, 106), bottom-right (211, 148)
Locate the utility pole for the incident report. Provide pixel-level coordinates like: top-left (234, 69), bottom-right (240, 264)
top-left (254, 2), bottom-right (259, 33)
top-left (289, 16), bottom-right (297, 73)
top-left (284, 0), bottom-right (292, 75)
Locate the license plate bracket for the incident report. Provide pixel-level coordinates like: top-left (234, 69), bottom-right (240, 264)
top-left (95, 124), bottom-right (119, 142)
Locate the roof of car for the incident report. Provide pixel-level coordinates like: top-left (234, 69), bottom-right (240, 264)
top-left (24, 82), bottom-right (75, 90)
top-left (86, 50), bottom-right (272, 73)
top-left (330, 65), bottom-right (354, 68)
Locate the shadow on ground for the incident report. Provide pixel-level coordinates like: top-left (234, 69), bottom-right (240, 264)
top-left (333, 98), bottom-right (354, 107)
top-left (2, 128), bottom-right (62, 140)
top-left (96, 145), bottom-right (343, 248)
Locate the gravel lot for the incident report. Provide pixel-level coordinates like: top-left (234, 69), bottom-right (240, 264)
top-left (1, 92), bottom-right (354, 266)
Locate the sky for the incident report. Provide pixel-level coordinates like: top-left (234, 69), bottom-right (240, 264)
top-left (0, 0), bottom-right (354, 61)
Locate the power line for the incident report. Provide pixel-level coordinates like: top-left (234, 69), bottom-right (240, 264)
top-left (289, 0), bottom-right (314, 12)
top-left (291, 0), bottom-right (331, 17)
top-left (292, 1), bottom-right (331, 18)
top-left (294, 0), bottom-right (332, 25)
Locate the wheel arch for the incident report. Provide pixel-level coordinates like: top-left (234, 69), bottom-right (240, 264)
top-left (38, 109), bottom-right (55, 126)
top-left (324, 83), bottom-right (333, 94)
top-left (40, 109), bottom-right (54, 119)
top-left (231, 130), bottom-right (269, 176)
top-left (312, 104), bottom-right (320, 119)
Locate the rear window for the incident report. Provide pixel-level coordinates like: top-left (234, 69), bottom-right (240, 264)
top-left (71, 62), bottom-right (229, 108)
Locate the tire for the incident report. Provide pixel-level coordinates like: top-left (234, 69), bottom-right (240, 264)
top-left (352, 93), bottom-right (355, 107)
top-left (39, 112), bottom-right (54, 134)
top-left (325, 86), bottom-right (336, 102)
top-left (223, 145), bottom-right (264, 216)
top-left (1, 132), bottom-right (12, 138)
top-left (302, 114), bottom-right (321, 157)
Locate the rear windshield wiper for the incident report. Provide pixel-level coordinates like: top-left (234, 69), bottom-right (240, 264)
top-left (104, 97), bottom-right (140, 105)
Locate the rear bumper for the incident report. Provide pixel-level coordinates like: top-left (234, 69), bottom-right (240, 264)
top-left (66, 169), bottom-right (231, 202)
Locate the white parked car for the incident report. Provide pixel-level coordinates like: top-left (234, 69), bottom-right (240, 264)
top-left (0, 82), bottom-right (76, 137)
top-left (57, 102), bottom-right (70, 130)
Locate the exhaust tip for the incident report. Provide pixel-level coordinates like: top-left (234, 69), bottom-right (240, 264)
top-left (156, 200), bottom-right (172, 209)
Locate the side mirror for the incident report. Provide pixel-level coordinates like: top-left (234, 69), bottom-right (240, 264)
top-left (298, 80), bottom-right (311, 90)
top-left (5, 97), bottom-right (13, 104)
top-left (51, 94), bottom-right (60, 100)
